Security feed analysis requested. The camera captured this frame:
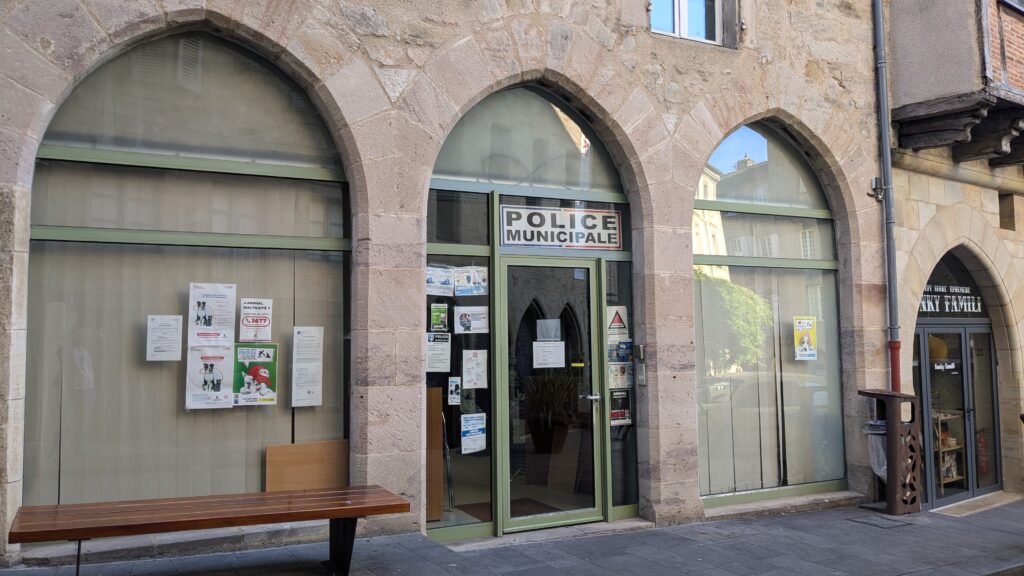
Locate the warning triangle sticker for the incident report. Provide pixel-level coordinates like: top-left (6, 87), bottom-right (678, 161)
top-left (609, 311), bottom-right (626, 331)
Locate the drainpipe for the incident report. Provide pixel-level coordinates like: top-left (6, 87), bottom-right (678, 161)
top-left (872, 0), bottom-right (901, 393)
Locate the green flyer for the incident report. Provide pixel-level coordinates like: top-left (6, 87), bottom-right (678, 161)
top-left (430, 303), bottom-right (449, 332)
top-left (233, 343), bottom-right (278, 406)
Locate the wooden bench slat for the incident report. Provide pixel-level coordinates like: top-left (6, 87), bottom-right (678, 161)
top-left (8, 486), bottom-right (409, 544)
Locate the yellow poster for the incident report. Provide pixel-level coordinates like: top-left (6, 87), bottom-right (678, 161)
top-left (793, 316), bottom-right (817, 361)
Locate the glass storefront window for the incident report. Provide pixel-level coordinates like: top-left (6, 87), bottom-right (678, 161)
top-left (694, 122), bottom-right (843, 497)
top-left (428, 190), bottom-right (489, 245)
top-left (606, 261), bottom-right (638, 506)
top-left (25, 33), bottom-right (349, 506)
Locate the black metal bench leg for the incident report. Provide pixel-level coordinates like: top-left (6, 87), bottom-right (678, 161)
top-left (328, 518), bottom-right (358, 576)
top-left (75, 540), bottom-right (81, 576)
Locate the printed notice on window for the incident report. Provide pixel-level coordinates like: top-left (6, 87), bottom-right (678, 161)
top-left (533, 341), bottom-right (565, 369)
top-left (239, 298), bottom-right (273, 342)
top-left (426, 266), bottom-right (454, 297)
top-left (146, 315), bottom-right (182, 361)
top-left (188, 283), bottom-right (236, 345)
top-left (426, 333), bottom-right (451, 372)
top-left (292, 326), bottom-right (324, 407)
top-left (462, 350), bottom-right (488, 389)
top-left (461, 413), bottom-right (486, 454)
top-left (454, 306), bottom-right (489, 334)
top-left (793, 316), bottom-right (817, 361)
top-left (234, 343), bottom-right (278, 406)
top-left (185, 345), bottom-right (233, 410)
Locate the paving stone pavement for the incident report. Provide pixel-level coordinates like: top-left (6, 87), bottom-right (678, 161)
top-left (1, 502), bottom-right (1022, 576)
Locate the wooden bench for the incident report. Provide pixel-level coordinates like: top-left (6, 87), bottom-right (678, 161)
top-left (8, 485), bottom-right (409, 576)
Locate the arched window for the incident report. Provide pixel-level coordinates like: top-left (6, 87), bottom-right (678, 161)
top-left (692, 124), bottom-right (843, 498)
top-left (24, 33), bottom-right (350, 505)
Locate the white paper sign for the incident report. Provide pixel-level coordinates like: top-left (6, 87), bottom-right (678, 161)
top-left (185, 345), bottom-right (233, 409)
top-left (533, 341), bottom-right (565, 368)
top-left (462, 350), bottom-right (488, 389)
top-left (607, 305), bottom-right (629, 341)
top-left (461, 413), bottom-right (486, 454)
top-left (426, 333), bottom-right (451, 372)
top-left (239, 298), bottom-right (273, 342)
top-left (146, 315), bottom-right (182, 361)
top-left (448, 377), bottom-right (462, 405)
top-left (292, 326), bottom-right (324, 407)
top-left (188, 283), bottom-right (236, 345)
top-left (426, 266), bottom-right (454, 297)
top-left (501, 205), bottom-right (622, 250)
top-left (454, 306), bottom-right (489, 334)
top-left (608, 362), bottom-right (634, 389)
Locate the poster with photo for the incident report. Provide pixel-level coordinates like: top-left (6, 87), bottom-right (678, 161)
top-left (426, 266), bottom-right (454, 297)
top-left (185, 345), bottom-right (233, 409)
top-left (187, 283), bottom-right (236, 345)
top-left (610, 389), bottom-right (632, 426)
top-left (238, 298), bottom-right (273, 342)
top-left (608, 339), bottom-right (634, 363)
top-left (608, 362), bottom-right (634, 389)
top-left (233, 343), bottom-right (278, 406)
top-left (454, 306), bottom-right (489, 334)
top-left (793, 316), bottom-right (817, 361)
top-left (448, 377), bottom-right (461, 405)
top-left (461, 413), bottom-right (486, 454)
top-left (430, 303), bottom-right (449, 332)
top-left (454, 266), bottom-right (488, 296)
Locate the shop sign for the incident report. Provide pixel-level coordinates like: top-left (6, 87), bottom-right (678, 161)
top-left (500, 205), bottom-right (621, 250)
top-left (919, 284), bottom-right (983, 315)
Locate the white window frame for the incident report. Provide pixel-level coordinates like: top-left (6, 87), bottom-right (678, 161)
top-left (651, 0), bottom-right (724, 45)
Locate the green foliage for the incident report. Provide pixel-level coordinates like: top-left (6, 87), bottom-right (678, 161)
top-left (695, 267), bottom-right (774, 375)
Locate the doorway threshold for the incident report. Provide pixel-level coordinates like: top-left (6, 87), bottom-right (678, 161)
top-left (933, 491), bottom-right (1024, 517)
top-left (447, 518), bottom-right (653, 552)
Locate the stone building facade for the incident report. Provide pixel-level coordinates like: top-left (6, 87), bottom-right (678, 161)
top-left (0, 0), bottom-right (1016, 565)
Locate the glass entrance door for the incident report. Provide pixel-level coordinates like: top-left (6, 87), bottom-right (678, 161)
top-left (502, 259), bottom-right (603, 530)
top-left (918, 327), bottom-right (1000, 507)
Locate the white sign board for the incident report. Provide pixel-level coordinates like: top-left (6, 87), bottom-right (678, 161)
top-left (426, 333), bottom-right (451, 372)
top-left (239, 298), bottom-right (273, 342)
top-left (533, 341), bottom-right (566, 369)
top-left (462, 350), bottom-right (488, 389)
top-left (501, 205), bottom-right (621, 250)
top-left (291, 326), bottom-right (324, 407)
top-left (146, 315), bottom-right (182, 361)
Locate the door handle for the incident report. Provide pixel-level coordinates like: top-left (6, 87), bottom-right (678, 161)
top-left (580, 394), bottom-right (602, 401)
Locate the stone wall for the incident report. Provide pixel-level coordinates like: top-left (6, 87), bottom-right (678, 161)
top-left (0, 0), bottom-right (885, 563)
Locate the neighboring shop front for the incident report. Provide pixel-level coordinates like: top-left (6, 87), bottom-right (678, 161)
top-left (423, 87), bottom-right (639, 540)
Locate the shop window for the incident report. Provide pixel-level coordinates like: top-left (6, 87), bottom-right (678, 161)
top-left (692, 123), bottom-right (844, 497)
top-left (650, 0), bottom-right (738, 47)
top-left (24, 33), bottom-right (349, 506)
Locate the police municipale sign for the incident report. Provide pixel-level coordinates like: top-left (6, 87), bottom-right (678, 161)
top-left (501, 205), bottom-right (621, 250)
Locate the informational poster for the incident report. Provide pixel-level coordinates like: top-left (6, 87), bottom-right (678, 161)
top-left (607, 306), bottom-right (629, 342)
top-left (292, 326), bottom-right (324, 407)
top-left (239, 298), bottom-right (273, 342)
top-left (146, 315), bottom-right (182, 361)
top-left (454, 306), bottom-right (489, 334)
top-left (426, 333), bottom-right (451, 372)
top-left (793, 316), bottom-right (817, 361)
top-left (448, 377), bottom-right (462, 405)
top-left (608, 362), bottom-right (634, 389)
top-left (430, 303), bottom-right (449, 332)
top-left (610, 389), bottom-right (632, 426)
top-left (188, 283), bottom-right (236, 345)
top-left (461, 413), bottom-right (487, 454)
top-left (233, 343), bottom-right (278, 406)
top-left (462, 350), bottom-right (488, 389)
top-left (454, 266), bottom-right (488, 296)
top-left (609, 339), bottom-right (634, 363)
top-left (533, 340), bottom-right (565, 368)
top-left (185, 345), bottom-right (233, 409)
top-left (426, 266), bottom-right (454, 297)
top-left (500, 205), bottom-right (622, 250)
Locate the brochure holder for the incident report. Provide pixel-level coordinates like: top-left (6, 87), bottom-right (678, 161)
top-left (858, 389), bottom-right (922, 515)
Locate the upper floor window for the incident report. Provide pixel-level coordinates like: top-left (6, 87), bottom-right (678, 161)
top-left (651, 0), bottom-right (723, 44)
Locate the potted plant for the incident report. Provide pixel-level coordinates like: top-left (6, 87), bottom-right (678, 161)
top-left (521, 370), bottom-right (578, 455)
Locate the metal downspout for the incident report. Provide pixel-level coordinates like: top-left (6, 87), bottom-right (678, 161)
top-left (873, 0), bottom-right (901, 392)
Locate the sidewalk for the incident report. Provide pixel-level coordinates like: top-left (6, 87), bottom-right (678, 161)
top-left (1, 499), bottom-right (1022, 576)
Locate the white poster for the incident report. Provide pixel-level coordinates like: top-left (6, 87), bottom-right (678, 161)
top-left (448, 377), bottom-right (462, 405)
top-left (292, 326), bottom-right (324, 407)
top-left (426, 333), bottom-right (451, 372)
top-left (146, 315), bottom-right (182, 361)
top-left (607, 305), bottom-right (629, 342)
top-left (454, 266), bottom-right (489, 296)
top-left (462, 350), bottom-right (488, 389)
top-left (454, 306), bottom-right (489, 334)
top-left (188, 283), bottom-right (236, 345)
top-left (533, 341), bottom-right (565, 368)
top-left (239, 298), bottom-right (273, 342)
top-left (461, 413), bottom-right (486, 454)
top-left (185, 345), bottom-right (233, 409)
top-left (426, 266), bottom-right (454, 297)
top-left (608, 362), bottom-right (634, 389)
